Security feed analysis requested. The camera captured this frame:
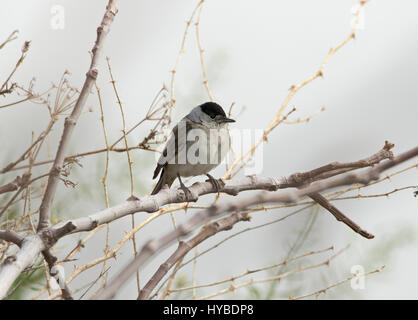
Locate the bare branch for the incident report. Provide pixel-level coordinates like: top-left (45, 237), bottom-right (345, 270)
top-left (137, 212), bottom-right (251, 299)
top-left (0, 236), bottom-right (45, 298)
top-left (0, 30), bottom-right (18, 50)
top-left (168, 0), bottom-right (204, 127)
top-left (0, 173), bottom-right (31, 195)
top-left (195, 0), bottom-right (214, 101)
top-left (0, 40), bottom-right (31, 94)
top-left (43, 142), bottom-right (403, 240)
top-left (37, 0), bottom-right (119, 231)
top-left (0, 230), bottom-right (24, 247)
top-left (95, 145), bottom-right (418, 299)
top-left (308, 192), bottom-right (373, 239)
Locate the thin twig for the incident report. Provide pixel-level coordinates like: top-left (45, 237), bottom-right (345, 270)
top-left (289, 266), bottom-right (385, 300)
top-left (105, 57), bottom-right (135, 197)
top-left (170, 246), bottom-right (333, 294)
top-left (197, 247), bottom-right (346, 300)
top-left (0, 30), bottom-right (18, 50)
top-left (94, 80), bottom-right (111, 289)
top-left (168, 0), bottom-right (204, 129)
top-left (195, 0), bottom-right (214, 101)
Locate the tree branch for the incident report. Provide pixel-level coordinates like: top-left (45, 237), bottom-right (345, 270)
top-left (0, 236), bottom-right (45, 298)
top-left (137, 212), bottom-right (251, 299)
top-left (0, 30), bottom-right (18, 50)
top-left (47, 142), bottom-right (396, 239)
top-left (95, 145), bottom-right (418, 299)
top-left (0, 143), bottom-right (415, 299)
top-left (0, 173), bottom-right (31, 195)
top-left (308, 192), bottom-right (373, 238)
top-left (37, 0), bottom-right (119, 231)
top-left (0, 230), bottom-right (24, 247)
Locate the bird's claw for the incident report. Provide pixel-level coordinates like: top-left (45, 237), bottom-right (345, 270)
top-left (177, 173), bottom-right (193, 202)
top-left (205, 174), bottom-right (224, 193)
top-left (179, 184), bottom-right (193, 202)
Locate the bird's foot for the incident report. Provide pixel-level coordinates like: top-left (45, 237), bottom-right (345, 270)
top-left (177, 173), bottom-right (193, 202)
top-left (179, 184), bottom-right (193, 202)
top-left (205, 174), bottom-right (224, 193)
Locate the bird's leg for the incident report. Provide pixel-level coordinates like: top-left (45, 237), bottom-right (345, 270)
top-left (205, 173), bottom-right (224, 194)
top-left (177, 173), bottom-right (192, 202)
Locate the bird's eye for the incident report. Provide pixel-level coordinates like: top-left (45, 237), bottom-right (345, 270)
top-left (210, 114), bottom-right (216, 119)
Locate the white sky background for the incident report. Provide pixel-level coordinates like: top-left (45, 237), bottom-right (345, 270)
top-left (0, 0), bottom-right (417, 299)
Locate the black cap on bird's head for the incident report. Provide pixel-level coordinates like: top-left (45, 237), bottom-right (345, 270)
top-left (199, 102), bottom-right (235, 124)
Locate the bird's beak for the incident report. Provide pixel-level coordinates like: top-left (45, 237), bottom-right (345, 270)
top-left (220, 117), bottom-right (235, 123)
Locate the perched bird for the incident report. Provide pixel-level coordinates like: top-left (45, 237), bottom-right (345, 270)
top-left (151, 102), bottom-right (235, 197)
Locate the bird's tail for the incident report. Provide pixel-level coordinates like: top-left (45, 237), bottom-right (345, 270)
top-left (151, 169), bottom-right (175, 195)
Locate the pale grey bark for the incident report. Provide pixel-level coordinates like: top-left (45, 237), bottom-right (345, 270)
top-left (0, 236), bottom-right (45, 298)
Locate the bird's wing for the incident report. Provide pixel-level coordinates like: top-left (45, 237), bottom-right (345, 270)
top-left (152, 119), bottom-right (190, 179)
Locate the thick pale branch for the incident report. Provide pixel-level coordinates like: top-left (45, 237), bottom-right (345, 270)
top-left (47, 142), bottom-right (398, 241)
top-left (0, 236), bottom-right (45, 299)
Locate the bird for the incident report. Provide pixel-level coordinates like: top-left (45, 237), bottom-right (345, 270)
top-left (151, 101), bottom-right (235, 198)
